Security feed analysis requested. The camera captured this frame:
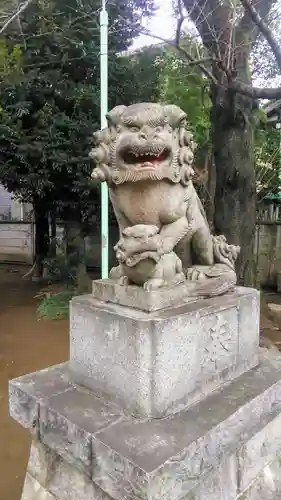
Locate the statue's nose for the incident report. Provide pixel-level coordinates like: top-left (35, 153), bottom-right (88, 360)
top-left (139, 127), bottom-right (154, 140)
top-left (139, 130), bottom-right (147, 139)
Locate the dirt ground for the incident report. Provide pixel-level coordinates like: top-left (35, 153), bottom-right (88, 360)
top-left (1, 264), bottom-right (281, 500)
top-left (0, 264), bottom-right (68, 500)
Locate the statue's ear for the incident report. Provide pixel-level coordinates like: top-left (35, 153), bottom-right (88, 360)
top-left (106, 105), bottom-right (127, 127)
top-left (163, 104), bottom-right (187, 128)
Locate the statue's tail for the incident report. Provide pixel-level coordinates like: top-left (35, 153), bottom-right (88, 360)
top-left (188, 271), bottom-right (237, 298)
top-left (212, 235), bottom-right (240, 270)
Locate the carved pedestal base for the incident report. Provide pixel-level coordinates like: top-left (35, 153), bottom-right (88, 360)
top-left (70, 286), bottom-right (259, 418)
top-left (20, 440), bottom-right (111, 500)
top-left (10, 351), bottom-right (281, 500)
top-left (7, 277), bottom-right (281, 500)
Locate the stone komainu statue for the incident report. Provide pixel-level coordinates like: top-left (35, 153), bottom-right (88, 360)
top-left (90, 102), bottom-right (240, 296)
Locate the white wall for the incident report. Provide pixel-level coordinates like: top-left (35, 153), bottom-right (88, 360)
top-left (0, 223), bottom-right (34, 263)
top-left (0, 183), bottom-right (32, 221)
top-left (0, 184), bottom-right (12, 220)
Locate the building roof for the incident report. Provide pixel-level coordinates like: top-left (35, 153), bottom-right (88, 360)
top-left (263, 99), bottom-right (281, 123)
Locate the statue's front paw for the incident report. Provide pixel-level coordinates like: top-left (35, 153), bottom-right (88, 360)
top-left (186, 267), bottom-right (206, 281)
top-left (109, 265), bottom-right (123, 280)
top-left (109, 265), bottom-right (130, 286)
top-left (143, 278), bottom-right (165, 291)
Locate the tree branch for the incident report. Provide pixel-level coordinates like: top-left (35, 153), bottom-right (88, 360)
top-left (138, 28), bottom-right (218, 84)
top-left (138, 18), bottom-right (281, 100)
top-left (182, 0), bottom-right (225, 57)
top-left (230, 80), bottom-right (281, 99)
top-left (240, 0), bottom-right (281, 73)
top-left (174, 0), bottom-right (217, 81)
top-left (182, 0), bottom-right (222, 35)
top-left (175, 0), bottom-right (185, 46)
top-left (238, 0), bottom-right (276, 42)
top-left (0, 0), bottom-right (32, 35)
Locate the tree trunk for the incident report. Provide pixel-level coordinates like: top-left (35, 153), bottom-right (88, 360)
top-left (205, 153), bottom-right (216, 232)
top-left (34, 202), bottom-right (50, 279)
top-left (64, 209), bottom-right (91, 293)
top-left (212, 90), bottom-right (256, 286)
top-left (49, 209), bottom-right (57, 258)
top-left (23, 201), bottom-right (50, 281)
top-left (181, 0), bottom-right (272, 286)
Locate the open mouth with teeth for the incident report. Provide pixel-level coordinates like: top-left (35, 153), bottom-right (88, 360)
top-left (122, 147), bottom-right (170, 167)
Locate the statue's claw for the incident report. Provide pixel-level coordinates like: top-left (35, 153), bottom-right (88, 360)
top-left (186, 268), bottom-right (206, 281)
top-left (143, 278), bottom-right (165, 291)
top-left (174, 272), bottom-right (186, 285)
top-left (118, 275), bottom-right (130, 286)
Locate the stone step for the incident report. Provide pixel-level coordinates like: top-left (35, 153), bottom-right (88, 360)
top-left (9, 349), bottom-right (281, 500)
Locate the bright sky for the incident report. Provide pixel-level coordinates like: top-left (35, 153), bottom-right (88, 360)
top-left (132, 0), bottom-right (175, 50)
top-left (132, 1), bottom-right (281, 89)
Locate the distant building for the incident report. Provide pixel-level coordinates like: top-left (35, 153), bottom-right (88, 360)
top-left (263, 99), bottom-right (281, 125)
top-left (0, 184), bottom-right (32, 221)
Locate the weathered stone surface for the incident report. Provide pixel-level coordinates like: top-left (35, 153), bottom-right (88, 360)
top-left (48, 455), bottom-right (113, 500)
top-left (22, 440), bottom-right (113, 500)
top-left (9, 364), bottom-right (71, 429)
top-left (238, 458), bottom-right (281, 500)
top-left (21, 430), bottom-right (281, 500)
top-left (70, 287), bottom-right (259, 418)
top-left (238, 411), bottom-right (281, 492)
top-left (22, 436), bottom-right (281, 500)
top-left (184, 455), bottom-right (238, 500)
top-left (39, 386), bottom-right (127, 476)
top-left (92, 278), bottom-right (201, 312)
top-left (21, 425), bottom-right (281, 500)
top-left (21, 473), bottom-right (56, 500)
top-left (184, 432), bottom-right (281, 500)
top-left (9, 350), bottom-right (281, 500)
top-left (183, 410), bottom-right (281, 499)
top-left (237, 290), bottom-right (260, 369)
top-left (27, 439), bottom-right (57, 487)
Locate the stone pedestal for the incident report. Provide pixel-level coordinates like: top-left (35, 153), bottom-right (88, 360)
top-left (21, 435), bottom-right (281, 500)
top-left (9, 351), bottom-right (281, 500)
top-left (8, 283), bottom-right (281, 500)
top-left (70, 287), bottom-right (259, 418)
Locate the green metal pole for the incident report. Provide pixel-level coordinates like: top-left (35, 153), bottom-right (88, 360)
top-left (100, 0), bottom-right (109, 279)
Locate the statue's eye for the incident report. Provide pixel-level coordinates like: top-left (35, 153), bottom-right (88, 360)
top-left (129, 126), bottom-right (139, 132)
top-left (155, 126), bottom-right (162, 133)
